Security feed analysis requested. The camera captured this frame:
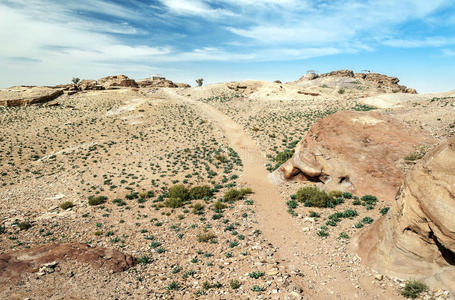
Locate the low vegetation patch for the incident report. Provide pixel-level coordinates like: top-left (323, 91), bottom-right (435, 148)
top-left (88, 195), bottom-right (107, 206)
top-left (400, 280), bottom-right (427, 298)
top-left (60, 201), bottom-right (74, 210)
top-left (223, 187), bottom-right (253, 202)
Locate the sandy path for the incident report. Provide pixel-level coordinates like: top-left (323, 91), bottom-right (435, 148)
top-left (163, 89), bottom-right (400, 299)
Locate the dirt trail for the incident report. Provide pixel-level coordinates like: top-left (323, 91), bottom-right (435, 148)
top-left (163, 89), bottom-right (400, 299)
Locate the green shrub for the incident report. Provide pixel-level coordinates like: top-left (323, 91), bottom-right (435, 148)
top-left (167, 281), bottom-right (180, 290)
top-left (380, 207), bottom-right (390, 215)
top-left (189, 186), bottom-right (212, 199)
top-left (317, 230), bottom-right (329, 237)
top-left (197, 231), bottom-right (216, 242)
top-left (60, 201), bottom-right (74, 210)
top-left (275, 150), bottom-right (293, 164)
top-left (138, 256), bottom-right (152, 264)
top-left (18, 221), bottom-right (32, 230)
top-left (401, 280), bottom-right (427, 298)
top-left (251, 285), bottom-right (265, 292)
top-left (203, 281), bottom-right (222, 290)
top-left (0, 226), bottom-right (6, 234)
top-left (342, 209), bottom-right (358, 218)
top-left (169, 184), bottom-right (189, 200)
top-left (286, 200), bottom-right (298, 209)
top-left (296, 186), bottom-right (333, 207)
top-left (362, 216), bottom-right (374, 224)
top-left (213, 201), bottom-right (227, 210)
top-left (328, 190), bottom-right (342, 198)
top-left (338, 88), bottom-right (345, 94)
top-left (192, 203), bottom-right (205, 214)
top-left (164, 197), bottom-right (184, 208)
top-left (223, 187), bottom-right (253, 202)
top-left (342, 192), bottom-right (352, 199)
top-left (229, 279), bottom-right (241, 289)
top-left (361, 195), bottom-right (377, 203)
top-left (88, 195), bottom-right (107, 206)
top-left (354, 222), bottom-right (364, 228)
top-left (248, 271), bottom-right (265, 279)
top-left (309, 211), bottom-right (320, 218)
top-left (339, 232), bottom-right (349, 239)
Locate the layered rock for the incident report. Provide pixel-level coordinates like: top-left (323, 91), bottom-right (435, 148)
top-left (0, 243), bottom-right (136, 283)
top-left (298, 69), bottom-right (417, 94)
top-left (78, 80), bottom-right (105, 91)
top-left (97, 75), bottom-right (138, 89)
top-left (0, 86), bottom-right (64, 107)
top-left (270, 111), bottom-right (434, 201)
top-left (320, 70), bottom-right (354, 78)
top-left (352, 138), bottom-right (455, 293)
top-left (137, 76), bottom-right (190, 88)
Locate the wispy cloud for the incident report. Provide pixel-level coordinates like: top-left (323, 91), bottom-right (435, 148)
top-left (0, 0), bottom-right (454, 88)
top-left (442, 49), bottom-right (455, 56)
top-left (383, 37), bottom-right (455, 48)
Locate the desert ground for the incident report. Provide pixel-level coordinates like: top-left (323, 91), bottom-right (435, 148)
top-left (0, 72), bottom-right (454, 299)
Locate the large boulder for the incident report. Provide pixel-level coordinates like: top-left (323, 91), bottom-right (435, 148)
top-left (270, 111), bottom-right (435, 201)
top-left (0, 86), bottom-right (64, 107)
top-left (97, 75), bottom-right (138, 89)
top-left (352, 138), bottom-right (455, 293)
top-left (0, 243), bottom-right (136, 283)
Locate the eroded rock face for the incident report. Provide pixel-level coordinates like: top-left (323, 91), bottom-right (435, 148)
top-left (0, 86), bottom-right (64, 107)
top-left (320, 70), bottom-right (355, 78)
top-left (97, 75), bottom-right (138, 89)
top-left (271, 111), bottom-right (434, 201)
top-left (78, 80), bottom-right (105, 91)
top-left (0, 243), bottom-right (136, 283)
top-left (352, 138), bottom-right (455, 293)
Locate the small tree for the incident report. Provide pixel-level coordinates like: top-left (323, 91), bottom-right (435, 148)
top-left (72, 77), bottom-right (80, 84)
top-left (196, 78), bottom-right (204, 87)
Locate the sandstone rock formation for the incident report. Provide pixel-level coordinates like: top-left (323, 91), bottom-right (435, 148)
top-left (0, 243), bottom-right (136, 283)
top-left (0, 86), bottom-right (64, 107)
top-left (270, 111), bottom-right (434, 201)
top-left (320, 70), bottom-right (355, 78)
top-left (297, 69), bottom-right (416, 94)
top-left (352, 138), bottom-right (455, 293)
top-left (97, 75), bottom-right (138, 89)
top-left (78, 80), bottom-right (105, 91)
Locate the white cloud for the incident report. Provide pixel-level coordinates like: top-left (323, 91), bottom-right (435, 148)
top-left (383, 37), bottom-right (455, 48)
top-left (442, 49), bottom-right (455, 56)
top-left (159, 0), bottom-right (235, 17)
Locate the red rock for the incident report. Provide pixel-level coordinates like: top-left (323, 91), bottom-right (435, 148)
top-left (271, 110), bottom-right (435, 201)
top-left (352, 138), bottom-right (455, 294)
top-left (0, 243), bottom-right (136, 283)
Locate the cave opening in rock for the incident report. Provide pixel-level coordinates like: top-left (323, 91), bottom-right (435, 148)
top-left (429, 231), bottom-right (455, 266)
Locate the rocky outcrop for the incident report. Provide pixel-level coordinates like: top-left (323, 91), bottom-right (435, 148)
top-left (299, 70), bottom-right (417, 93)
top-left (320, 70), bottom-right (354, 78)
top-left (137, 77), bottom-right (190, 88)
top-left (97, 75), bottom-right (138, 89)
top-left (0, 243), bottom-right (136, 283)
top-left (78, 80), bottom-right (105, 91)
top-left (0, 86), bottom-right (64, 107)
top-left (271, 111), bottom-right (434, 201)
top-left (352, 138), bottom-right (455, 293)
top-left (355, 72), bottom-right (416, 93)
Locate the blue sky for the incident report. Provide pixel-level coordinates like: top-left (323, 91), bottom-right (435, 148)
top-left (1, 0), bottom-right (454, 92)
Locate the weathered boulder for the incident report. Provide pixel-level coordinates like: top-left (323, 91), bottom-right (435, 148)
top-left (352, 138), bottom-right (455, 293)
top-left (297, 73), bottom-right (319, 81)
top-left (98, 75), bottom-right (138, 89)
top-left (0, 86), bottom-right (64, 107)
top-left (0, 243), bottom-right (136, 283)
top-left (270, 111), bottom-right (434, 201)
top-left (78, 80), bottom-right (105, 91)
